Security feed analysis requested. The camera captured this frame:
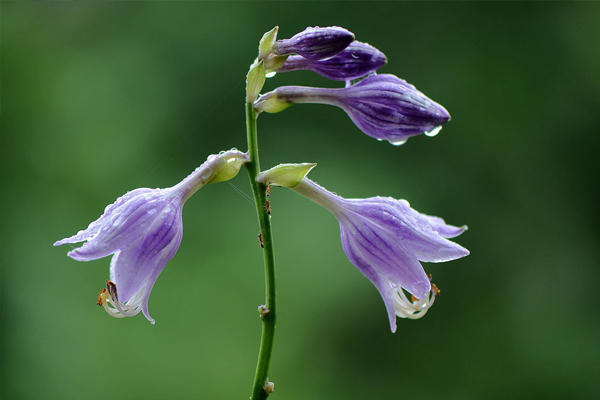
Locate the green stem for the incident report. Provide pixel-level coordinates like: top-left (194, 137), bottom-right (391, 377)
top-left (245, 101), bottom-right (277, 400)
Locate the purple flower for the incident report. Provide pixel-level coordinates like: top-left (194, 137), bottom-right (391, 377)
top-left (276, 41), bottom-right (387, 81)
top-left (290, 178), bottom-right (469, 332)
top-left (272, 26), bottom-right (354, 61)
top-left (54, 150), bottom-right (249, 324)
top-left (254, 74), bottom-right (451, 145)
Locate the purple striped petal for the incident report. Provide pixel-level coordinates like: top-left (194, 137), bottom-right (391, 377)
top-left (290, 178), bottom-right (469, 332)
top-left (54, 150), bottom-right (248, 324)
top-left (255, 73), bottom-right (450, 145)
top-left (272, 26), bottom-right (354, 60)
top-left (277, 41), bottom-right (387, 81)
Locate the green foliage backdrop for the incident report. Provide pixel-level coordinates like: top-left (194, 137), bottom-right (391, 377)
top-left (2, 2), bottom-right (599, 399)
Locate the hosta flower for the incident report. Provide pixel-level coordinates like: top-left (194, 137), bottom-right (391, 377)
top-left (284, 176), bottom-right (469, 332)
top-left (254, 74), bottom-right (450, 145)
top-left (54, 150), bottom-right (249, 324)
top-left (272, 26), bottom-right (354, 60)
top-left (276, 41), bottom-right (387, 81)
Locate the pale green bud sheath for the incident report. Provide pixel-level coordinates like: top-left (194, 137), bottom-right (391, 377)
top-left (253, 91), bottom-right (293, 115)
top-left (246, 27), bottom-right (279, 400)
top-left (246, 60), bottom-right (266, 104)
top-left (258, 26), bottom-right (279, 60)
top-left (257, 163), bottom-right (317, 188)
top-left (172, 149), bottom-right (249, 202)
top-left (263, 54), bottom-right (289, 75)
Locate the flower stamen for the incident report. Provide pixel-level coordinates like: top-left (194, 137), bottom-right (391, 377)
top-left (391, 279), bottom-right (438, 320)
top-left (96, 279), bottom-right (144, 319)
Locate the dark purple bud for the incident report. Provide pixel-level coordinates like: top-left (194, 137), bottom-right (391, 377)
top-left (277, 41), bottom-right (387, 81)
top-left (255, 74), bottom-right (450, 145)
top-left (272, 26), bottom-right (355, 61)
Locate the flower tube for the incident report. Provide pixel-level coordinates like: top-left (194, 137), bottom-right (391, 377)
top-left (272, 26), bottom-right (355, 60)
top-left (258, 166), bottom-right (468, 332)
top-left (295, 178), bottom-right (468, 332)
top-left (275, 41), bottom-right (387, 81)
top-left (54, 150), bottom-right (249, 324)
top-left (255, 74), bottom-right (450, 145)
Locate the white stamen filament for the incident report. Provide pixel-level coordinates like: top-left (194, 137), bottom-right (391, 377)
top-left (391, 283), bottom-right (435, 320)
top-left (99, 285), bottom-right (145, 318)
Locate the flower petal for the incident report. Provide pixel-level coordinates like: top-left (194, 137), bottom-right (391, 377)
top-left (66, 189), bottom-right (171, 261)
top-left (339, 216), bottom-right (431, 300)
top-left (344, 197), bottom-right (469, 263)
top-left (277, 41), bottom-right (387, 81)
top-left (111, 203), bottom-right (183, 304)
top-left (344, 241), bottom-right (399, 333)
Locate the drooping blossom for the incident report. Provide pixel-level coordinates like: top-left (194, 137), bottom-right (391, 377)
top-left (276, 41), bottom-right (387, 81)
top-left (286, 176), bottom-right (469, 332)
top-left (254, 73), bottom-right (450, 145)
top-left (272, 26), bottom-right (355, 60)
top-left (54, 150), bottom-right (249, 324)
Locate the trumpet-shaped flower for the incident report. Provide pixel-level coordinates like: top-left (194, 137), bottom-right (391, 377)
top-left (289, 177), bottom-right (469, 332)
top-left (54, 150), bottom-right (249, 324)
top-left (254, 74), bottom-right (450, 145)
top-left (276, 41), bottom-right (387, 81)
top-left (272, 26), bottom-right (355, 60)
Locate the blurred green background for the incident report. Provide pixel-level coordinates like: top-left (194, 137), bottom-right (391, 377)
top-left (2, 2), bottom-right (599, 399)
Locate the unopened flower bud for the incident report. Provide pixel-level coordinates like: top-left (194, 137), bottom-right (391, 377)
top-left (277, 41), bottom-right (387, 81)
top-left (272, 26), bottom-right (354, 61)
top-left (254, 74), bottom-right (450, 145)
top-left (257, 163), bottom-right (317, 187)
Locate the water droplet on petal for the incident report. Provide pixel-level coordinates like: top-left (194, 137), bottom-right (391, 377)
top-left (265, 71), bottom-right (276, 78)
top-left (341, 63), bottom-right (359, 76)
top-left (377, 138), bottom-right (383, 142)
top-left (425, 126), bottom-right (442, 137)
top-left (389, 139), bottom-right (407, 146)
top-left (200, 168), bottom-right (213, 180)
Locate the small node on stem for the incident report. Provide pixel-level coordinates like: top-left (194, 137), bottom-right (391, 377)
top-left (263, 380), bottom-right (275, 394)
top-left (258, 304), bottom-right (270, 317)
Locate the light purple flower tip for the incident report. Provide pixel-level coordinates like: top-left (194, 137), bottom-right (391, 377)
top-left (291, 178), bottom-right (469, 333)
top-left (54, 150), bottom-right (248, 324)
top-left (255, 74), bottom-right (450, 145)
top-left (277, 41), bottom-right (387, 81)
top-left (272, 26), bottom-right (355, 61)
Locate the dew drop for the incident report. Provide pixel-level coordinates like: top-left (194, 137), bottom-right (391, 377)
top-left (200, 168), bottom-right (213, 180)
top-left (389, 139), bottom-right (407, 146)
top-left (425, 126), bottom-right (442, 137)
top-left (265, 71), bottom-right (276, 78)
top-left (341, 63), bottom-right (359, 76)
top-left (377, 138), bottom-right (383, 142)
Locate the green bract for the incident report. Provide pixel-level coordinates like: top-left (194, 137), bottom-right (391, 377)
top-left (256, 163), bottom-right (317, 187)
top-left (258, 26), bottom-right (279, 60)
top-left (246, 60), bottom-right (266, 103)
